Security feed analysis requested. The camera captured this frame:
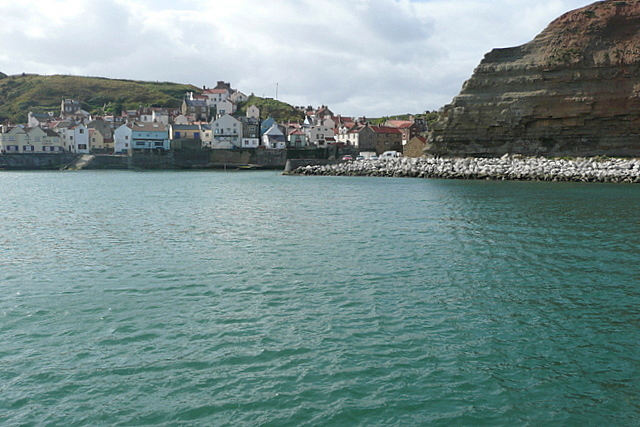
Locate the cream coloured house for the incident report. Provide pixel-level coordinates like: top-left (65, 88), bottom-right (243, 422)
top-left (246, 105), bottom-right (260, 120)
top-left (28, 127), bottom-right (64, 152)
top-left (0, 126), bottom-right (64, 153)
top-left (0, 126), bottom-right (30, 153)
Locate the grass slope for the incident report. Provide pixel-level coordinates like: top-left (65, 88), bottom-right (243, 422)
top-left (0, 74), bottom-right (201, 123)
top-left (236, 95), bottom-right (304, 123)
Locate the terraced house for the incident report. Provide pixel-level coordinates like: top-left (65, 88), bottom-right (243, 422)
top-left (0, 125), bottom-right (64, 153)
top-left (114, 122), bottom-right (170, 153)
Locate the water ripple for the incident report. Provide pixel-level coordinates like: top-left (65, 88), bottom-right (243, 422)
top-left (0, 173), bottom-right (639, 425)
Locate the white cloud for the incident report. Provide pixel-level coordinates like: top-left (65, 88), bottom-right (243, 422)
top-left (0, 0), bottom-right (594, 117)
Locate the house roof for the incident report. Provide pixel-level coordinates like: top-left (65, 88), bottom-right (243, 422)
top-left (172, 124), bottom-right (200, 130)
top-left (53, 120), bottom-right (73, 129)
top-left (203, 88), bottom-right (229, 95)
top-left (30, 113), bottom-right (50, 120)
top-left (264, 124), bottom-right (284, 136)
top-left (184, 99), bottom-right (208, 107)
top-left (411, 136), bottom-right (427, 143)
top-left (131, 122), bottom-right (168, 132)
top-left (386, 120), bottom-right (415, 129)
top-left (370, 126), bottom-right (403, 134)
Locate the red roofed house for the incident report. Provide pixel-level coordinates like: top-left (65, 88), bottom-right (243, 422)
top-left (357, 125), bottom-right (403, 153)
top-left (288, 128), bottom-right (307, 148)
top-left (384, 120), bottom-right (420, 146)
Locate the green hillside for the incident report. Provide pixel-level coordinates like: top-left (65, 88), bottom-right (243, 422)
top-left (0, 74), bottom-right (201, 123)
top-left (236, 95), bottom-right (304, 123)
top-left (0, 74), bottom-right (306, 124)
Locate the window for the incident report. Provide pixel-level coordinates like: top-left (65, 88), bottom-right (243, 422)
top-left (23, 145), bottom-right (34, 152)
top-left (175, 132), bottom-right (181, 138)
top-left (79, 129), bottom-right (84, 134)
top-left (194, 132), bottom-right (200, 139)
top-left (34, 137), bottom-right (41, 142)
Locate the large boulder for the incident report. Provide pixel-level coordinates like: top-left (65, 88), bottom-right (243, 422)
top-left (427, 0), bottom-right (640, 157)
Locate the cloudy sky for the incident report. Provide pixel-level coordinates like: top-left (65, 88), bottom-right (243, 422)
top-left (1, 0), bottom-right (595, 117)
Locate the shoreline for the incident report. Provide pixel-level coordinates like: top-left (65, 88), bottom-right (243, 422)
top-left (287, 155), bottom-right (640, 184)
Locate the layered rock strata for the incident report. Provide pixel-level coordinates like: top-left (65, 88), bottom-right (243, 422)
top-left (289, 157), bottom-right (640, 183)
top-left (427, 0), bottom-right (640, 157)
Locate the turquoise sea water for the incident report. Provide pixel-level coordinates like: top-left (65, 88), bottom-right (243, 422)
top-left (1, 170), bottom-right (639, 426)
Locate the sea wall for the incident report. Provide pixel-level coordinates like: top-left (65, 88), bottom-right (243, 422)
top-left (0, 153), bottom-right (76, 169)
top-left (83, 148), bottom-right (289, 170)
top-left (289, 156), bottom-right (640, 183)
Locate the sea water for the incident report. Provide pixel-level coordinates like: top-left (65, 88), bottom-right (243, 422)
top-left (1, 170), bottom-right (639, 426)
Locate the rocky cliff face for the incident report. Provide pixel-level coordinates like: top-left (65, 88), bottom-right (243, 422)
top-left (427, 0), bottom-right (640, 157)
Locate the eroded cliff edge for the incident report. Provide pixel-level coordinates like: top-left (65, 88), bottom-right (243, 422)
top-left (427, 0), bottom-right (640, 157)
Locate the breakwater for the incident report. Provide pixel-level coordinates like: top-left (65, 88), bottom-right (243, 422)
top-left (289, 155), bottom-right (640, 183)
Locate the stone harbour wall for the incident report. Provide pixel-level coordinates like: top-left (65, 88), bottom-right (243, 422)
top-left (289, 156), bottom-right (640, 183)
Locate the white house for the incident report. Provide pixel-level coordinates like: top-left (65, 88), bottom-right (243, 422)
top-left (173, 114), bottom-right (190, 125)
top-left (215, 99), bottom-right (236, 117)
top-left (241, 138), bottom-right (259, 148)
top-left (152, 109), bottom-right (170, 125)
top-left (305, 124), bottom-right (333, 147)
top-left (55, 122), bottom-right (89, 153)
top-left (113, 122), bottom-right (170, 154)
top-left (114, 124), bottom-right (132, 153)
top-left (28, 111), bottom-right (52, 128)
top-left (210, 114), bottom-right (243, 149)
top-left (262, 124), bottom-right (286, 149)
top-left (230, 90), bottom-right (249, 104)
top-left (246, 105), bottom-right (260, 120)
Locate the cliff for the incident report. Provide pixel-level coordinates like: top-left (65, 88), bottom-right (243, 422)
top-left (427, 0), bottom-right (640, 157)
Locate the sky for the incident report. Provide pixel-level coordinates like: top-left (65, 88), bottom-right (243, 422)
top-left (0, 0), bottom-right (596, 117)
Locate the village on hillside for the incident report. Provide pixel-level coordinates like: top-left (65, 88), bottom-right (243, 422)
top-left (0, 81), bottom-right (430, 159)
